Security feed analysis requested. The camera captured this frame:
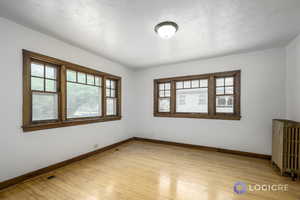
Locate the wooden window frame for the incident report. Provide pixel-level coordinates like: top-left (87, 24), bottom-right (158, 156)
top-left (157, 82), bottom-right (171, 113)
top-left (22, 50), bottom-right (122, 132)
top-left (105, 79), bottom-right (119, 116)
top-left (30, 59), bottom-right (60, 124)
top-left (153, 70), bottom-right (241, 120)
top-left (65, 69), bottom-right (103, 120)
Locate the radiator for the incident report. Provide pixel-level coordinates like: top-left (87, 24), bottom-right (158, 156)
top-left (272, 119), bottom-right (300, 179)
top-left (283, 126), bottom-right (300, 175)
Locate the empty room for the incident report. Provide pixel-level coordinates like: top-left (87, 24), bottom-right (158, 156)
top-left (1, 0), bottom-right (300, 199)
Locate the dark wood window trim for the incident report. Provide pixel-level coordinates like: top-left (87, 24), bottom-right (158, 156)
top-left (154, 70), bottom-right (241, 120)
top-left (22, 50), bottom-right (122, 132)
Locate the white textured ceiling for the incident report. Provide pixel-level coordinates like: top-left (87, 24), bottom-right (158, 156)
top-left (0, 0), bottom-right (300, 68)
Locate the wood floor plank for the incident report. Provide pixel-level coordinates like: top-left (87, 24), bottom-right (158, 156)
top-left (0, 141), bottom-right (299, 200)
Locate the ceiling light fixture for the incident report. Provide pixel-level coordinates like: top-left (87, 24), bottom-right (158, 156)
top-left (154, 21), bottom-right (178, 39)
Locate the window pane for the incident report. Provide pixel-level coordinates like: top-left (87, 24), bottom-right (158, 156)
top-left (159, 83), bottom-right (164, 90)
top-left (216, 87), bottom-right (224, 95)
top-left (191, 80), bottom-right (199, 88)
top-left (184, 81), bottom-right (190, 88)
top-left (225, 86), bottom-right (234, 94)
top-left (77, 72), bottom-right (86, 84)
top-left (216, 78), bottom-right (224, 86)
top-left (200, 79), bottom-right (208, 87)
top-left (216, 96), bottom-right (234, 113)
top-left (225, 77), bottom-right (234, 86)
top-left (106, 98), bottom-right (117, 115)
top-left (165, 90), bottom-right (171, 97)
top-left (159, 91), bottom-right (165, 97)
top-left (31, 62), bottom-right (44, 77)
top-left (45, 65), bottom-right (56, 79)
top-left (159, 98), bottom-right (170, 112)
top-left (176, 88), bottom-right (208, 113)
top-left (32, 92), bottom-right (58, 121)
top-left (31, 77), bottom-right (44, 91)
top-left (165, 83), bottom-right (170, 90)
top-left (45, 80), bottom-right (56, 92)
top-left (67, 70), bottom-right (76, 82)
top-left (111, 80), bottom-right (116, 89)
top-left (87, 74), bottom-right (94, 85)
top-left (67, 82), bottom-right (101, 118)
top-left (111, 89), bottom-right (116, 98)
top-left (176, 81), bottom-right (183, 89)
top-left (106, 79), bottom-right (111, 88)
top-left (95, 77), bottom-right (101, 86)
top-left (106, 89), bottom-right (111, 97)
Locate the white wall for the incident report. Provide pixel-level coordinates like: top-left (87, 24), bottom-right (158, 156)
top-left (0, 18), bottom-right (135, 182)
top-left (286, 35), bottom-right (300, 121)
top-left (133, 48), bottom-right (287, 155)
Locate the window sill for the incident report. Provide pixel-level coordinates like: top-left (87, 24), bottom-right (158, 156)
top-left (22, 116), bottom-right (122, 132)
top-left (154, 113), bottom-right (241, 120)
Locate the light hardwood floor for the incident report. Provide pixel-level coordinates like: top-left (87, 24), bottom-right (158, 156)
top-left (0, 141), bottom-right (299, 200)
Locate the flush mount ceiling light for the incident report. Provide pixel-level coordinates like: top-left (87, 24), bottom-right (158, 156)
top-left (154, 21), bottom-right (178, 39)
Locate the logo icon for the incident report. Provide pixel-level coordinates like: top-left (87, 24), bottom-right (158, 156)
top-left (234, 182), bottom-right (247, 194)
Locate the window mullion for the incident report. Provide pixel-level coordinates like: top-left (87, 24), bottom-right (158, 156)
top-left (153, 80), bottom-right (158, 114)
top-left (234, 73), bottom-right (241, 115)
top-left (60, 65), bottom-right (66, 121)
top-left (208, 75), bottom-right (215, 116)
top-left (117, 79), bottom-right (121, 116)
top-left (43, 64), bottom-right (46, 92)
top-left (170, 80), bottom-right (176, 114)
top-left (102, 76), bottom-right (107, 117)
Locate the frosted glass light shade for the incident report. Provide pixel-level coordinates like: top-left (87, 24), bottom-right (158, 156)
top-left (155, 21), bottom-right (178, 39)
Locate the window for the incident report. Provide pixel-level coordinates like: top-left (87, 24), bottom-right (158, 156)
top-left (66, 70), bottom-right (102, 119)
top-left (154, 70), bottom-right (241, 120)
top-left (30, 61), bottom-right (59, 122)
top-left (105, 79), bottom-right (117, 115)
top-left (158, 82), bottom-right (171, 112)
top-left (215, 77), bottom-right (234, 113)
top-left (22, 50), bottom-right (121, 132)
top-left (176, 79), bottom-right (208, 113)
